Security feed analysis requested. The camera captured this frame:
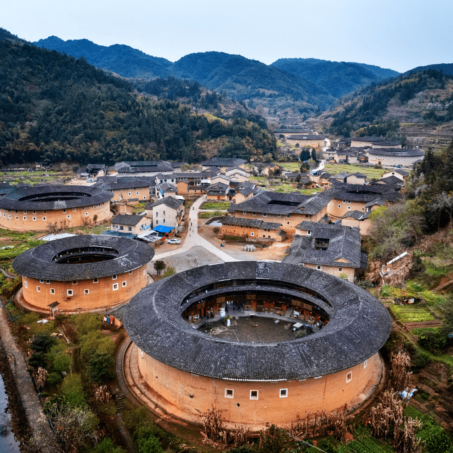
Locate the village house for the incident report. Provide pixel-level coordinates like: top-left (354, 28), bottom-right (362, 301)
top-left (201, 157), bottom-right (247, 172)
top-left (274, 127), bottom-right (311, 137)
top-left (350, 136), bottom-right (402, 149)
top-left (382, 168), bottom-right (410, 183)
top-left (219, 216), bottom-right (284, 241)
top-left (228, 191), bottom-right (330, 235)
top-left (366, 148), bottom-right (424, 167)
top-left (146, 197), bottom-right (185, 231)
top-left (284, 221), bottom-right (367, 281)
top-left (375, 175), bottom-right (404, 187)
top-left (342, 210), bottom-right (372, 235)
top-left (111, 214), bottom-right (152, 235)
top-left (114, 160), bottom-right (184, 177)
top-left (345, 172), bottom-right (367, 185)
top-left (230, 181), bottom-right (256, 203)
top-left (206, 182), bottom-right (230, 201)
top-left (155, 182), bottom-right (177, 198)
top-left (286, 134), bottom-right (325, 149)
top-left (96, 176), bottom-right (151, 203)
top-left (325, 182), bottom-right (403, 221)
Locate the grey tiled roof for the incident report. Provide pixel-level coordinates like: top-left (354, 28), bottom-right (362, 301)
top-left (201, 158), bottom-right (247, 167)
top-left (96, 176), bottom-right (151, 190)
top-left (343, 210), bottom-right (370, 220)
top-left (147, 197), bottom-right (184, 210)
top-left (327, 183), bottom-right (403, 204)
top-left (123, 262), bottom-right (390, 380)
top-left (287, 135), bottom-right (325, 140)
top-left (13, 235), bottom-right (154, 281)
top-left (111, 214), bottom-right (146, 226)
top-left (229, 191), bottom-right (329, 216)
top-left (157, 182), bottom-right (177, 192)
top-left (0, 185), bottom-right (113, 211)
top-left (283, 222), bottom-right (364, 269)
top-left (367, 148), bottom-right (424, 157)
top-left (207, 182), bottom-right (229, 195)
top-left (377, 176), bottom-right (403, 185)
top-left (221, 216), bottom-right (281, 230)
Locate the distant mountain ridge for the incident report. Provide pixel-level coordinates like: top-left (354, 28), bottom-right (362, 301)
top-left (404, 63), bottom-right (453, 77)
top-left (271, 58), bottom-right (399, 98)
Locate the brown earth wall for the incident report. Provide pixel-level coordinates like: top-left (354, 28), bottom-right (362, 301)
top-left (112, 187), bottom-right (150, 202)
top-left (327, 200), bottom-right (368, 219)
top-left (21, 264), bottom-right (148, 311)
top-left (303, 264), bottom-right (355, 281)
top-left (137, 351), bottom-right (378, 428)
top-left (0, 202), bottom-right (111, 232)
top-left (220, 225), bottom-right (281, 241)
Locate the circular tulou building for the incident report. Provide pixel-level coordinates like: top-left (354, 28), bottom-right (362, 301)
top-left (124, 262), bottom-right (391, 430)
top-left (13, 235), bottom-right (154, 313)
top-left (0, 185), bottom-right (113, 231)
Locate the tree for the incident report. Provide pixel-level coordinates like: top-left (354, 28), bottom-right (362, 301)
top-left (441, 295), bottom-right (453, 336)
top-left (31, 331), bottom-right (56, 353)
top-left (213, 227), bottom-right (220, 234)
top-left (87, 351), bottom-right (114, 383)
top-left (311, 149), bottom-right (317, 161)
top-left (153, 260), bottom-right (166, 276)
top-left (162, 267), bottom-right (176, 278)
top-left (300, 149), bottom-right (311, 161)
top-left (180, 163), bottom-right (192, 172)
top-left (300, 162), bottom-right (310, 172)
top-left (95, 438), bottom-right (127, 453)
top-left (74, 313), bottom-right (102, 336)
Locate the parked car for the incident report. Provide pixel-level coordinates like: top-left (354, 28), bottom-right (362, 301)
top-left (166, 239), bottom-right (181, 245)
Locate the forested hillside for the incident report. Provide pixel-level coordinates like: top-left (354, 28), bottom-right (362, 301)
top-left (0, 40), bottom-right (276, 166)
top-left (323, 69), bottom-right (453, 137)
top-left (271, 58), bottom-right (398, 98)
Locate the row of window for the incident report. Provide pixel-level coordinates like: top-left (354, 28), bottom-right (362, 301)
top-left (30, 281), bottom-right (128, 293)
top-left (244, 211), bottom-right (290, 218)
top-left (3, 213), bottom-right (90, 221)
top-left (223, 366), bottom-right (367, 400)
top-left (1, 204), bottom-right (104, 215)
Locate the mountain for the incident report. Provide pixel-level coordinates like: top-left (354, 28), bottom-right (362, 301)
top-left (0, 37), bottom-right (276, 166)
top-left (406, 63), bottom-right (453, 77)
top-left (312, 69), bottom-right (453, 149)
top-left (271, 58), bottom-right (399, 98)
top-left (34, 36), bottom-right (173, 78)
top-left (0, 27), bottom-right (26, 44)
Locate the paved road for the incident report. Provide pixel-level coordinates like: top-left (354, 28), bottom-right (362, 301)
top-left (153, 195), bottom-right (237, 263)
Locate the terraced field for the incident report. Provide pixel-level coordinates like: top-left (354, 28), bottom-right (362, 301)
top-left (390, 304), bottom-right (435, 323)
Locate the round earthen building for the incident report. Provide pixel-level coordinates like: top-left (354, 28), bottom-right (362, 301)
top-left (124, 261), bottom-right (391, 430)
top-left (0, 185), bottom-right (113, 231)
top-left (13, 235), bottom-right (154, 313)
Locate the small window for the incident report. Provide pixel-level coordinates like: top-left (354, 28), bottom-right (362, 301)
top-left (143, 196), bottom-right (146, 199)
top-left (143, 269), bottom-right (146, 276)
top-left (122, 281), bottom-right (127, 287)
top-left (113, 283), bottom-right (119, 291)
top-left (84, 289), bottom-right (89, 295)
top-left (343, 200), bottom-right (346, 203)
top-left (23, 216), bottom-right (27, 220)
top-left (72, 280), bottom-right (78, 285)
top-left (279, 389), bottom-right (288, 398)
top-left (36, 286), bottom-right (40, 292)
top-left (243, 211), bottom-right (246, 215)
top-left (50, 288), bottom-right (55, 294)
top-left (250, 390), bottom-right (258, 400)
top-left (67, 289), bottom-right (73, 296)
top-left (252, 212), bottom-right (256, 216)
top-left (85, 212), bottom-right (89, 216)
top-left (262, 213), bottom-right (267, 217)
top-left (46, 280), bottom-right (50, 284)
top-left (316, 265), bottom-right (322, 270)
top-left (32, 217), bottom-right (36, 221)
top-left (112, 275), bottom-right (117, 280)
top-left (40, 279), bottom-right (44, 283)
top-left (23, 211), bottom-right (27, 214)
top-left (307, 230), bottom-right (311, 236)
top-left (348, 201), bottom-right (351, 204)
top-left (15, 216), bottom-right (18, 220)
top-left (42, 217), bottom-right (46, 221)
top-left (33, 211), bottom-right (36, 214)
top-left (67, 214), bottom-right (71, 219)
top-left (136, 191), bottom-right (139, 195)
top-left (225, 389), bottom-right (234, 398)
top-left (346, 372), bottom-right (352, 383)
top-left (347, 206), bottom-right (351, 210)
top-left (93, 278), bottom-right (99, 283)
top-left (73, 208), bottom-right (76, 212)
top-left (128, 227), bottom-right (132, 232)
top-left (286, 215), bottom-right (290, 218)
top-left (364, 360), bottom-right (368, 369)
top-left (251, 232), bottom-right (254, 237)
top-left (24, 281), bottom-right (28, 288)
top-left (129, 270), bottom-right (133, 274)
top-left (338, 205), bottom-right (341, 208)
top-left (128, 192), bottom-right (131, 196)
top-left (8, 215), bottom-right (10, 219)
top-left (339, 268), bottom-right (342, 272)
top-left (63, 209), bottom-right (66, 213)
top-left (43, 211), bottom-right (46, 214)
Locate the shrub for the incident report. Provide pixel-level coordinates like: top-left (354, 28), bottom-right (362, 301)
top-left (53, 353), bottom-right (72, 373)
top-left (46, 372), bottom-right (63, 387)
top-left (28, 351), bottom-right (47, 369)
top-left (73, 313), bottom-right (102, 336)
top-left (418, 330), bottom-right (450, 353)
top-left (94, 438), bottom-right (126, 453)
top-left (213, 227), bottom-right (220, 234)
top-left (412, 350), bottom-right (432, 367)
top-left (31, 331), bottom-right (56, 353)
top-left (123, 406), bottom-right (153, 433)
top-left (162, 267), bottom-right (176, 278)
top-left (20, 312), bottom-right (40, 326)
top-left (136, 427), bottom-right (164, 453)
top-left (61, 374), bottom-right (86, 407)
top-left (87, 351), bottom-right (114, 383)
top-left (295, 330), bottom-right (307, 339)
top-left (80, 331), bottom-right (115, 360)
top-left (425, 426), bottom-right (452, 452)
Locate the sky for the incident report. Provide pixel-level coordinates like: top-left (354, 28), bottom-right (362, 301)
top-left (1, 0), bottom-right (452, 72)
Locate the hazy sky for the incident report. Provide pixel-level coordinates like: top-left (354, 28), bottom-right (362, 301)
top-left (2, 0), bottom-right (452, 72)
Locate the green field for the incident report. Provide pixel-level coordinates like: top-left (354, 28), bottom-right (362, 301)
top-left (201, 202), bottom-right (230, 210)
top-left (390, 304), bottom-right (435, 323)
top-left (323, 163), bottom-right (386, 179)
top-left (198, 211), bottom-right (227, 219)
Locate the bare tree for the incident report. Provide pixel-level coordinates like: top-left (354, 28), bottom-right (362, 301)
top-left (36, 367), bottom-right (48, 389)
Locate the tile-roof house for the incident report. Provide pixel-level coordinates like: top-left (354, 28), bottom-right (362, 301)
top-left (219, 216), bottom-right (285, 241)
top-left (375, 175), bottom-right (404, 186)
top-left (284, 221), bottom-right (366, 280)
top-left (345, 172), bottom-right (367, 185)
top-left (155, 182), bottom-right (177, 198)
top-left (146, 197), bottom-right (185, 230)
top-left (111, 214), bottom-right (152, 235)
top-left (207, 182), bottom-right (230, 200)
top-left (228, 191), bottom-right (330, 233)
top-left (201, 158), bottom-right (247, 169)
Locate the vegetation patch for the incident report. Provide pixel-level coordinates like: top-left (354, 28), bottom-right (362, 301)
top-left (324, 163), bottom-right (386, 179)
top-left (198, 211), bottom-right (227, 219)
top-left (201, 201), bottom-right (230, 210)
